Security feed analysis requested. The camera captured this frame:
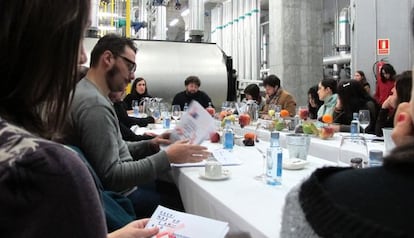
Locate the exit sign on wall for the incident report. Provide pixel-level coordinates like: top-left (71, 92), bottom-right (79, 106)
top-left (377, 39), bottom-right (390, 55)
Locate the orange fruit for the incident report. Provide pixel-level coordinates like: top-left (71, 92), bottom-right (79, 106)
top-left (244, 132), bottom-right (256, 140)
top-left (322, 114), bottom-right (333, 124)
top-left (280, 109), bottom-right (290, 118)
top-left (219, 111), bottom-right (228, 120)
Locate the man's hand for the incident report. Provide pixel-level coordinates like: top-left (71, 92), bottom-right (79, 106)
top-left (165, 140), bottom-right (210, 164)
top-left (150, 131), bottom-right (171, 146)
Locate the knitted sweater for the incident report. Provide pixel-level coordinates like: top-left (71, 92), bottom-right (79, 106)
top-left (281, 162), bottom-right (414, 237)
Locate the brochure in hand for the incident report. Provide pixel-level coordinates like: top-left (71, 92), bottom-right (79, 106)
top-left (170, 100), bottom-right (216, 145)
top-left (145, 205), bottom-right (229, 238)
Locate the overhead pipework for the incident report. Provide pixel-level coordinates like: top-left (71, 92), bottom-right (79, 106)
top-left (324, 6), bottom-right (351, 80)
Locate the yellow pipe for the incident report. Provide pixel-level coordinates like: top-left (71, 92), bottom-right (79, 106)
top-left (126, 0), bottom-right (131, 37)
top-left (111, 0), bottom-right (114, 26)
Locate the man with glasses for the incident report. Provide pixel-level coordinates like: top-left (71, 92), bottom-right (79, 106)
top-left (64, 34), bottom-right (210, 219)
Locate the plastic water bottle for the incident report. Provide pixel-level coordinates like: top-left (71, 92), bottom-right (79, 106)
top-left (223, 119), bottom-right (234, 151)
top-left (350, 112), bottom-right (360, 137)
top-left (183, 103), bottom-right (189, 112)
top-left (133, 105), bottom-right (139, 116)
top-left (266, 132), bottom-right (283, 185)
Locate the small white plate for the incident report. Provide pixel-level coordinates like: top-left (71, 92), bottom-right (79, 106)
top-left (283, 159), bottom-right (308, 170)
top-left (199, 169), bottom-right (231, 181)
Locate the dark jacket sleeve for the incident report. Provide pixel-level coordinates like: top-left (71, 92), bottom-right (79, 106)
top-left (375, 108), bottom-right (394, 137)
top-left (119, 122), bottom-right (154, 142)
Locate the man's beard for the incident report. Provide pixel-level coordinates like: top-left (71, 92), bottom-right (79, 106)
top-left (186, 90), bottom-right (198, 97)
top-left (106, 64), bottom-right (125, 92)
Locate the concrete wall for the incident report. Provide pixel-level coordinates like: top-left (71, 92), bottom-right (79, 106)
top-left (268, 0), bottom-right (324, 106)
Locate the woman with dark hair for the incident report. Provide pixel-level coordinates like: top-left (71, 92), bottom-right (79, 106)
top-left (0, 0), bottom-right (158, 237)
top-left (280, 8), bottom-right (414, 238)
top-left (316, 78), bottom-right (338, 120)
top-left (307, 85), bottom-right (323, 119)
top-left (354, 70), bottom-right (371, 94)
top-left (375, 71), bottom-right (413, 136)
top-left (244, 84), bottom-right (265, 111)
top-left (124, 77), bottom-right (152, 110)
top-left (375, 63), bottom-right (397, 105)
top-left (333, 80), bottom-right (379, 134)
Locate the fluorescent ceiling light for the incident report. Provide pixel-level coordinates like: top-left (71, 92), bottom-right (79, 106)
top-left (181, 9), bottom-right (190, 17)
top-left (169, 18), bottom-right (179, 27)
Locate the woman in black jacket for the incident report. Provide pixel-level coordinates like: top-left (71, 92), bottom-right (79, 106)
top-left (124, 77), bottom-right (152, 110)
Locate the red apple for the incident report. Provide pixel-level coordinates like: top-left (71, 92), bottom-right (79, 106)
top-left (319, 126), bottom-right (334, 139)
top-left (206, 107), bottom-right (216, 116)
top-left (239, 113), bottom-right (251, 128)
top-left (209, 132), bottom-right (220, 143)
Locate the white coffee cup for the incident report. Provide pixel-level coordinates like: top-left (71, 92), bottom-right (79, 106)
top-left (205, 160), bottom-right (223, 178)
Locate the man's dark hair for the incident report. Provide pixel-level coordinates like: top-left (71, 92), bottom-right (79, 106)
top-left (90, 34), bottom-right (137, 68)
top-left (184, 76), bottom-right (201, 87)
top-left (263, 74), bottom-right (281, 88)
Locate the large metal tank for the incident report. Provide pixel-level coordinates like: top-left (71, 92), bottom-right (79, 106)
top-left (84, 37), bottom-right (229, 107)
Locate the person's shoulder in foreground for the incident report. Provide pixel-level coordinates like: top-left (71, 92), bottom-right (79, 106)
top-left (281, 143), bottom-right (414, 238)
top-left (0, 118), bottom-right (107, 238)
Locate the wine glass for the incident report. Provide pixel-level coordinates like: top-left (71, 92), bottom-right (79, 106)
top-left (338, 135), bottom-right (368, 167)
top-left (254, 147), bottom-right (267, 181)
top-left (171, 105), bottom-right (181, 124)
top-left (358, 110), bottom-right (370, 137)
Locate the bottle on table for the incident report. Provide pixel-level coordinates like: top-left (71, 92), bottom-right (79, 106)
top-left (350, 112), bottom-right (360, 137)
top-left (223, 119), bottom-right (234, 151)
top-left (183, 102), bottom-right (189, 112)
top-left (266, 131), bottom-right (283, 185)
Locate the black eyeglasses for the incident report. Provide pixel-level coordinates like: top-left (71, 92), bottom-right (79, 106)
top-left (118, 55), bottom-right (136, 73)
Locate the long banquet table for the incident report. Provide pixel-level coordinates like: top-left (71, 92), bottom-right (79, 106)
top-left (134, 121), bottom-right (386, 237)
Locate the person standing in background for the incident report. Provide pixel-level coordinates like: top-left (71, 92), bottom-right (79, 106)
top-left (354, 70), bottom-right (371, 94)
top-left (172, 75), bottom-right (213, 110)
top-left (375, 63), bottom-right (396, 105)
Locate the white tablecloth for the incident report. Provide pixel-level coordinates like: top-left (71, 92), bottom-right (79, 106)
top-left (171, 142), bottom-right (336, 238)
top-left (134, 121), bottom-right (386, 237)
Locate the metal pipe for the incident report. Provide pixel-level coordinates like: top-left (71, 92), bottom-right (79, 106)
top-left (232, 0), bottom-right (239, 71)
top-left (138, 0), bottom-right (148, 39)
top-left (251, 0), bottom-right (260, 81)
top-left (244, 0), bottom-right (251, 80)
top-left (155, 6), bottom-right (166, 40)
top-left (189, 0), bottom-right (204, 41)
top-left (322, 54), bottom-right (351, 66)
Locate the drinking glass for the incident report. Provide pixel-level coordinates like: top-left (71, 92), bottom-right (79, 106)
top-left (297, 106), bottom-right (309, 121)
top-left (358, 110), bottom-right (370, 136)
top-left (171, 105), bottom-right (181, 124)
top-left (254, 147), bottom-right (267, 181)
top-left (338, 135), bottom-right (368, 167)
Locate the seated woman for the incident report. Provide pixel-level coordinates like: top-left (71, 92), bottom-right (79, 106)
top-left (333, 80), bottom-right (379, 134)
top-left (316, 78), bottom-right (337, 120)
top-left (124, 77), bottom-right (152, 110)
top-left (375, 71), bottom-right (412, 136)
top-left (244, 83), bottom-right (265, 111)
top-left (109, 91), bottom-right (155, 142)
top-left (307, 85), bottom-right (324, 120)
top-left (354, 70), bottom-right (371, 94)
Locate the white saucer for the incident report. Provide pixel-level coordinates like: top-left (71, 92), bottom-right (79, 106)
top-left (199, 169), bottom-right (231, 181)
top-left (283, 159), bottom-right (308, 170)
